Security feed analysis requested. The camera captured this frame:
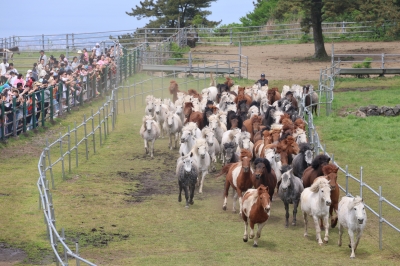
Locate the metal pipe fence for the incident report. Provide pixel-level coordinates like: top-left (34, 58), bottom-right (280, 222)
top-left (303, 58), bottom-right (400, 250)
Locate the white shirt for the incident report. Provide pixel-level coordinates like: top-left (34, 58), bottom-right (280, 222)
top-left (39, 54), bottom-right (48, 65)
top-left (9, 76), bottom-right (17, 86)
top-left (0, 62), bottom-right (8, 75)
top-left (95, 47), bottom-right (102, 57)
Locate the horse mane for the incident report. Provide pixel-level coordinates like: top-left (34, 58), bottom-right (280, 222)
top-left (311, 154), bottom-right (331, 170)
top-left (188, 89), bottom-right (200, 96)
top-left (224, 141), bottom-right (236, 150)
top-left (254, 158), bottom-right (272, 174)
top-left (279, 113), bottom-right (291, 124)
top-left (298, 143), bottom-right (312, 154)
top-left (228, 129), bottom-right (240, 142)
top-left (146, 95), bottom-right (154, 102)
top-left (182, 122), bottom-right (198, 132)
top-left (278, 132), bottom-right (291, 142)
top-left (348, 196), bottom-right (364, 210)
top-left (240, 149), bottom-right (252, 160)
top-left (261, 127), bottom-right (270, 137)
top-left (250, 115), bottom-right (262, 125)
top-left (184, 102), bottom-right (194, 108)
top-left (201, 126), bottom-right (213, 137)
top-left (309, 177), bottom-right (330, 193)
top-left (250, 101), bottom-right (260, 108)
top-left (281, 165), bottom-right (292, 174)
top-left (322, 164), bottom-right (339, 175)
top-left (224, 77), bottom-right (234, 88)
top-left (240, 131), bottom-right (251, 140)
top-left (192, 138), bottom-right (207, 155)
top-left (271, 87), bottom-right (279, 92)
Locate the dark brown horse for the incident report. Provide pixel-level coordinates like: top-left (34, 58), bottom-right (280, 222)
top-left (220, 149), bottom-right (254, 213)
top-left (235, 86), bottom-right (252, 106)
top-left (301, 154), bottom-right (331, 188)
top-left (252, 158), bottom-right (277, 200)
top-left (321, 164), bottom-right (340, 228)
top-left (183, 102), bottom-right (204, 129)
top-left (267, 87), bottom-right (281, 105)
top-left (294, 118), bottom-right (306, 130)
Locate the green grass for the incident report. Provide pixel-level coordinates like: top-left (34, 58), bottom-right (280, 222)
top-left (1, 73), bottom-right (400, 265)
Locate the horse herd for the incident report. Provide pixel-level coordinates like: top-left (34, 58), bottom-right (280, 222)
top-left (139, 77), bottom-right (367, 257)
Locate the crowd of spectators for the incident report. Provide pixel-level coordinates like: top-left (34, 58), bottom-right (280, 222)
top-left (0, 43), bottom-right (121, 138)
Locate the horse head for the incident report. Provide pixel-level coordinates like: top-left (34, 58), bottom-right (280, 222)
top-left (257, 185), bottom-right (271, 215)
top-left (145, 119), bottom-right (153, 133)
top-left (223, 142), bottom-right (237, 163)
top-left (181, 129), bottom-right (192, 143)
top-left (251, 116), bottom-right (262, 134)
top-left (280, 168), bottom-right (293, 192)
top-left (254, 158), bottom-right (271, 180)
top-left (167, 112), bottom-right (175, 128)
top-left (350, 196), bottom-right (366, 225)
top-left (322, 164), bottom-right (339, 190)
top-left (169, 80), bottom-right (178, 94)
top-left (146, 99), bottom-right (155, 114)
top-left (184, 102), bottom-right (194, 118)
top-left (196, 139), bottom-right (208, 159)
top-left (182, 152), bottom-right (194, 173)
top-left (311, 178), bottom-right (331, 206)
top-left (203, 129), bottom-right (215, 147)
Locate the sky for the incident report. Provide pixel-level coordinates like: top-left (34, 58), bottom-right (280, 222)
top-left (0, 0), bottom-right (254, 37)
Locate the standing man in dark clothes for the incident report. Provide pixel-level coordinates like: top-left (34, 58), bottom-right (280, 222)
top-left (256, 73), bottom-right (268, 86)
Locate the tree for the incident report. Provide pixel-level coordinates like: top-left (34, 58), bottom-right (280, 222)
top-left (126, 0), bottom-right (221, 28)
top-left (240, 0), bottom-right (279, 27)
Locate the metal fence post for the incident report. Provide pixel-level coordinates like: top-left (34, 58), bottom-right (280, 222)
top-left (238, 42), bottom-right (242, 78)
top-left (379, 186), bottom-right (383, 250)
top-left (91, 109), bottom-right (96, 154)
top-left (83, 114), bottom-right (88, 160)
top-left (381, 53), bottom-right (385, 69)
top-left (42, 34), bottom-right (45, 51)
top-left (68, 125), bottom-right (71, 174)
top-left (98, 107), bottom-right (102, 146)
top-left (61, 228), bottom-right (68, 264)
top-left (46, 139), bottom-right (55, 189)
top-left (230, 28), bottom-right (233, 44)
top-left (12, 97), bottom-right (17, 137)
top-left (59, 133), bottom-right (65, 180)
top-left (76, 242), bottom-right (80, 266)
top-left (66, 34), bottom-right (69, 61)
top-left (360, 166), bottom-right (363, 198)
top-left (74, 121), bottom-right (78, 167)
top-left (345, 165), bottom-right (349, 195)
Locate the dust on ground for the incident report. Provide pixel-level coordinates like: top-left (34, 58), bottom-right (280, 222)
top-left (191, 41), bottom-right (400, 81)
top-left (0, 243), bottom-right (26, 266)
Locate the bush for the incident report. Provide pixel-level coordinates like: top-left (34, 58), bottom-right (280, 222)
top-left (352, 57), bottom-right (373, 69)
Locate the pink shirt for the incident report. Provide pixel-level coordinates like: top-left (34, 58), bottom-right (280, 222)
top-left (13, 78), bottom-right (26, 87)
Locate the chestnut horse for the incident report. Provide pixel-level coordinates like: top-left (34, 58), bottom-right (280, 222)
top-left (241, 185), bottom-right (271, 247)
top-left (188, 89), bottom-right (202, 101)
top-left (220, 149), bottom-right (254, 213)
top-left (276, 136), bottom-right (300, 165)
top-left (184, 102), bottom-right (204, 129)
top-left (252, 158), bottom-right (277, 200)
top-left (169, 81), bottom-right (186, 102)
top-left (321, 164), bottom-right (340, 228)
top-left (254, 129), bottom-right (272, 158)
top-left (243, 115), bottom-right (262, 142)
top-left (267, 87), bottom-right (281, 105)
top-left (235, 87), bottom-right (252, 106)
top-left (301, 154), bottom-right (331, 188)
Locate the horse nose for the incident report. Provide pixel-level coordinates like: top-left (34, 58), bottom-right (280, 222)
top-left (255, 174), bottom-right (260, 179)
top-left (201, 154), bottom-right (205, 159)
top-left (358, 219), bottom-right (364, 224)
top-left (282, 188), bottom-right (287, 192)
top-left (243, 167), bottom-right (249, 172)
top-left (326, 201), bottom-right (331, 206)
top-left (181, 139), bottom-right (185, 143)
top-left (168, 124), bottom-right (173, 127)
top-left (209, 142), bottom-right (213, 146)
top-left (148, 108), bottom-right (152, 112)
top-left (265, 206), bottom-right (270, 213)
top-left (147, 130), bottom-right (151, 133)
top-left (156, 111), bottom-right (160, 114)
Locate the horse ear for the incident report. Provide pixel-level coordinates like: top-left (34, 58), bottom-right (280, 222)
top-left (190, 152), bottom-right (193, 157)
top-left (181, 152), bottom-right (184, 157)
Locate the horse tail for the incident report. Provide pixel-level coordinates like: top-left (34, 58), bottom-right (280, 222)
top-left (214, 163), bottom-right (234, 178)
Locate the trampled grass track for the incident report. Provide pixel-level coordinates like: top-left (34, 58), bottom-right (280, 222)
top-left (1, 74), bottom-right (400, 264)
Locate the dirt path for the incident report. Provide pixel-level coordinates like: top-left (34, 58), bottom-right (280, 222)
top-left (192, 41), bottom-right (400, 81)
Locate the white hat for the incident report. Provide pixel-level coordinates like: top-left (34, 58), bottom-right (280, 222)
top-left (77, 50), bottom-right (82, 54)
top-left (27, 69), bottom-right (32, 73)
top-left (96, 43), bottom-right (100, 46)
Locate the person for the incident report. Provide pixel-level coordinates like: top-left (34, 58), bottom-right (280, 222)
top-left (13, 74), bottom-right (26, 88)
top-left (38, 50), bottom-right (48, 65)
top-left (256, 73), bottom-right (268, 87)
top-left (0, 59), bottom-right (9, 84)
top-left (95, 43), bottom-right (102, 57)
top-left (8, 63), bottom-right (18, 75)
top-left (71, 56), bottom-right (79, 71)
top-left (8, 71), bottom-right (17, 87)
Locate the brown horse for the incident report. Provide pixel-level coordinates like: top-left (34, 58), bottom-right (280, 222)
top-left (220, 149), bottom-right (254, 213)
top-left (241, 185), bottom-right (271, 247)
top-left (294, 118), bottom-right (306, 130)
top-left (301, 154), bottom-right (331, 188)
top-left (183, 102), bottom-right (204, 129)
top-left (254, 129), bottom-right (272, 158)
top-left (276, 136), bottom-right (299, 165)
top-left (243, 115), bottom-right (262, 142)
top-left (188, 89), bottom-right (202, 101)
top-left (224, 77), bottom-right (235, 89)
top-left (252, 158), bottom-right (277, 200)
top-left (267, 87), bottom-right (281, 105)
top-left (169, 81), bottom-right (186, 102)
top-left (270, 127), bottom-right (281, 143)
top-left (235, 87), bottom-right (252, 106)
top-left (321, 164), bottom-right (340, 228)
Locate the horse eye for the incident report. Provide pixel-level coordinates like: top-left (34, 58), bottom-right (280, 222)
top-left (321, 190), bottom-right (324, 192)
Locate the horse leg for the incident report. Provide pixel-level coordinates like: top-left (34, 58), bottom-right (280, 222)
top-left (183, 185), bottom-right (189, 208)
top-left (254, 221), bottom-right (267, 247)
top-left (189, 183), bottom-right (195, 205)
top-left (348, 229), bottom-right (356, 258)
top-left (232, 189), bottom-right (238, 213)
top-left (151, 139), bottom-right (155, 158)
top-left (169, 133), bottom-right (173, 150)
top-left (222, 180), bottom-right (230, 211)
top-left (303, 212), bottom-right (308, 237)
top-left (243, 218), bottom-right (249, 242)
top-left (198, 170), bottom-right (207, 194)
top-left (313, 215), bottom-right (323, 245)
top-left (354, 231), bottom-right (362, 253)
top-left (144, 139), bottom-right (148, 154)
top-left (292, 200), bottom-right (299, 226)
top-left (178, 181), bottom-right (183, 202)
top-left (323, 215), bottom-right (329, 243)
top-left (330, 204), bottom-right (338, 228)
top-left (284, 201), bottom-right (289, 228)
top-left (338, 223), bottom-right (343, 247)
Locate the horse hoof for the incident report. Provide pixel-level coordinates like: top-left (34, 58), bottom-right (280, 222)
top-left (348, 244), bottom-right (351, 248)
top-left (185, 205), bottom-right (189, 209)
top-left (331, 218), bottom-right (338, 228)
top-left (292, 222), bottom-right (297, 226)
top-left (243, 238), bottom-right (248, 243)
top-left (232, 210), bottom-right (237, 214)
top-left (222, 206), bottom-right (227, 211)
top-left (189, 200), bottom-right (194, 205)
top-left (304, 233), bottom-right (308, 238)
top-left (285, 224), bottom-right (288, 228)
top-left (249, 234), bottom-right (254, 239)
top-left (319, 243), bottom-right (323, 246)
top-left (252, 244), bottom-right (258, 248)
top-left (178, 197), bottom-right (182, 202)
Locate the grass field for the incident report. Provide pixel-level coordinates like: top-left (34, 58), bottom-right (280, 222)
top-left (1, 74), bottom-right (400, 265)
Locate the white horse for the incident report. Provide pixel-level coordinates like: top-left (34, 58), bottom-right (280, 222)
top-left (247, 105), bottom-right (260, 119)
top-left (163, 111), bottom-right (183, 150)
top-left (154, 99), bottom-right (169, 138)
top-left (260, 98), bottom-right (270, 117)
top-left (139, 115), bottom-right (160, 158)
top-left (301, 177), bottom-right (332, 246)
top-left (201, 87), bottom-right (218, 102)
top-left (191, 138), bottom-right (211, 194)
top-left (163, 98), bottom-right (176, 112)
top-left (145, 95), bottom-right (155, 116)
top-left (238, 132), bottom-right (254, 156)
top-left (264, 148), bottom-right (282, 184)
top-left (185, 122), bottom-right (202, 139)
top-left (217, 110), bottom-right (228, 128)
top-left (338, 196), bottom-right (367, 258)
top-left (179, 124), bottom-right (197, 156)
top-left (201, 126), bottom-right (220, 167)
top-left (208, 114), bottom-right (227, 144)
top-left (293, 128), bottom-right (308, 144)
top-left (174, 99), bottom-right (185, 124)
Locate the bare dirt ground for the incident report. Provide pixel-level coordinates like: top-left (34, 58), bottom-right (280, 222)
top-left (192, 41), bottom-right (400, 81)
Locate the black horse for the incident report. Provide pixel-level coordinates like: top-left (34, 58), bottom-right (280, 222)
top-left (177, 152), bottom-right (198, 208)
